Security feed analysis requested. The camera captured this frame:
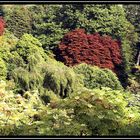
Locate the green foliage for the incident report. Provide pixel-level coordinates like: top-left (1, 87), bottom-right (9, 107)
top-left (0, 30), bottom-right (18, 61)
top-left (14, 108), bottom-right (91, 136)
top-left (0, 5), bottom-right (139, 136)
top-left (8, 33), bottom-right (81, 98)
top-left (73, 63), bottom-right (123, 90)
top-left (59, 88), bottom-right (140, 136)
top-left (0, 31), bottom-right (18, 80)
top-left (0, 80), bottom-right (45, 135)
top-left (13, 33), bottom-right (45, 63)
top-left (43, 60), bottom-right (83, 98)
top-left (0, 31), bottom-right (18, 81)
top-left (0, 6), bottom-right (4, 16)
top-left (124, 5), bottom-right (140, 41)
top-left (127, 69), bottom-right (140, 107)
top-left (127, 75), bottom-right (140, 94)
top-left (30, 5), bottom-right (67, 50)
top-left (11, 87), bottom-right (140, 136)
top-left (3, 5), bottom-right (32, 38)
top-left (0, 58), bottom-right (7, 80)
top-left (8, 34), bottom-right (47, 93)
top-left (134, 65), bottom-right (140, 76)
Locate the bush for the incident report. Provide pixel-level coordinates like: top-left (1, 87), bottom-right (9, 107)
top-left (58, 88), bottom-right (140, 136)
top-left (0, 31), bottom-right (18, 81)
top-left (0, 80), bottom-right (45, 136)
top-left (55, 29), bottom-right (122, 72)
top-left (0, 16), bottom-right (5, 36)
top-left (43, 59), bottom-right (83, 98)
top-left (12, 87), bottom-right (140, 136)
top-left (73, 63), bottom-right (123, 90)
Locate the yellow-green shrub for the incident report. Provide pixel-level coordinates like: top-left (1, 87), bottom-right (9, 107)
top-left (73, 63), bottom-right (123, 90)
top-left (12, 87), bottom-right (140, 136)
top-left (0, 80), bottom-right (45, 135)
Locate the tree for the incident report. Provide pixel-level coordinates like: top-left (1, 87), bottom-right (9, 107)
top-left (124, 5), bottom-right (140, 66)
top-left (0, 16), bottom-right (5, 36)
top-left (29, 5), bottom-right (67, 50)
top-left (124, 5), bottom-right (140, 41)
top-left (28, 4), bottom-right (137, 73)
top-left (3, 5), bottom-right (32, 38)
top-left (8, 33), bottom-right (81, 97)
top-left (0, 57), bottom-right (7, 80)
top-left (0, 31), bottom-right (18, 81)
top-left (55, 29), bottom-right (122, 72)
top-left (8, 33), bottom-right (46, 93)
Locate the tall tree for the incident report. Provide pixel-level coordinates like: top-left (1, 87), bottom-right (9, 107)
top-left (29, 5), bottom-right (67, 50)
top-left (124, 5), bottom-right (140, 41)
top-left (3, 5), bottom-right (32, 38)
top-left (124, 5), bottom-right (140, 66)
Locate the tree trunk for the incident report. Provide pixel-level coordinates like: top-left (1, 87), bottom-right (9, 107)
top-left (136, 51), bottom-right (140, 66)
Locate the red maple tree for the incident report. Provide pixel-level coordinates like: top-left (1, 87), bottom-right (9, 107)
top-left (0, 17), bottom-right (5, 36)
top-left (55, 29), bottom-right (122, 71)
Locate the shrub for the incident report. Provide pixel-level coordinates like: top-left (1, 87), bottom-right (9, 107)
top-left (12, 87), bottom-right (140, 136)
top-left (43, 59), bottom-right (83, 98)
top-left (0, 31), bottom-right (18, 62)
top-left (0, 16), bottom-right (5, 36)
top-left (59, 88), bottom-right (140, 136)
top-left (0, 80), bottom-right (45, 135)
top-left (73, 63), bottom-right (123, 90)
top-left (0, 31), bottom-right (18, 81)
top-left (55, 29), bottom-right (122, 72)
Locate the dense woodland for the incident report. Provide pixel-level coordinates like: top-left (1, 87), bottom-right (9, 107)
top-left (0, 4), bottom-right (140, 136)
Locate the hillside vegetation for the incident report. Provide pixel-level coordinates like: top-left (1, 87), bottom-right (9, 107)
top-left (0, 4), bottom-right (140, 136)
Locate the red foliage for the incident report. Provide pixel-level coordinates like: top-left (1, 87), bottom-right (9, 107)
top-left (56, 29), bottom-right (122, 71)
top-left (0, 17), bottom-right (5, 36)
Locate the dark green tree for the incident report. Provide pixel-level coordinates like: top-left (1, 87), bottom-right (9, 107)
top-left (124, 5), bottom-right (140, 41)
top-left (124, 5), bottom-right (140, 66)
top-left (29, 5), bottom-right (67, 50)
top-left (3, 5), bottom-right (32, 38)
